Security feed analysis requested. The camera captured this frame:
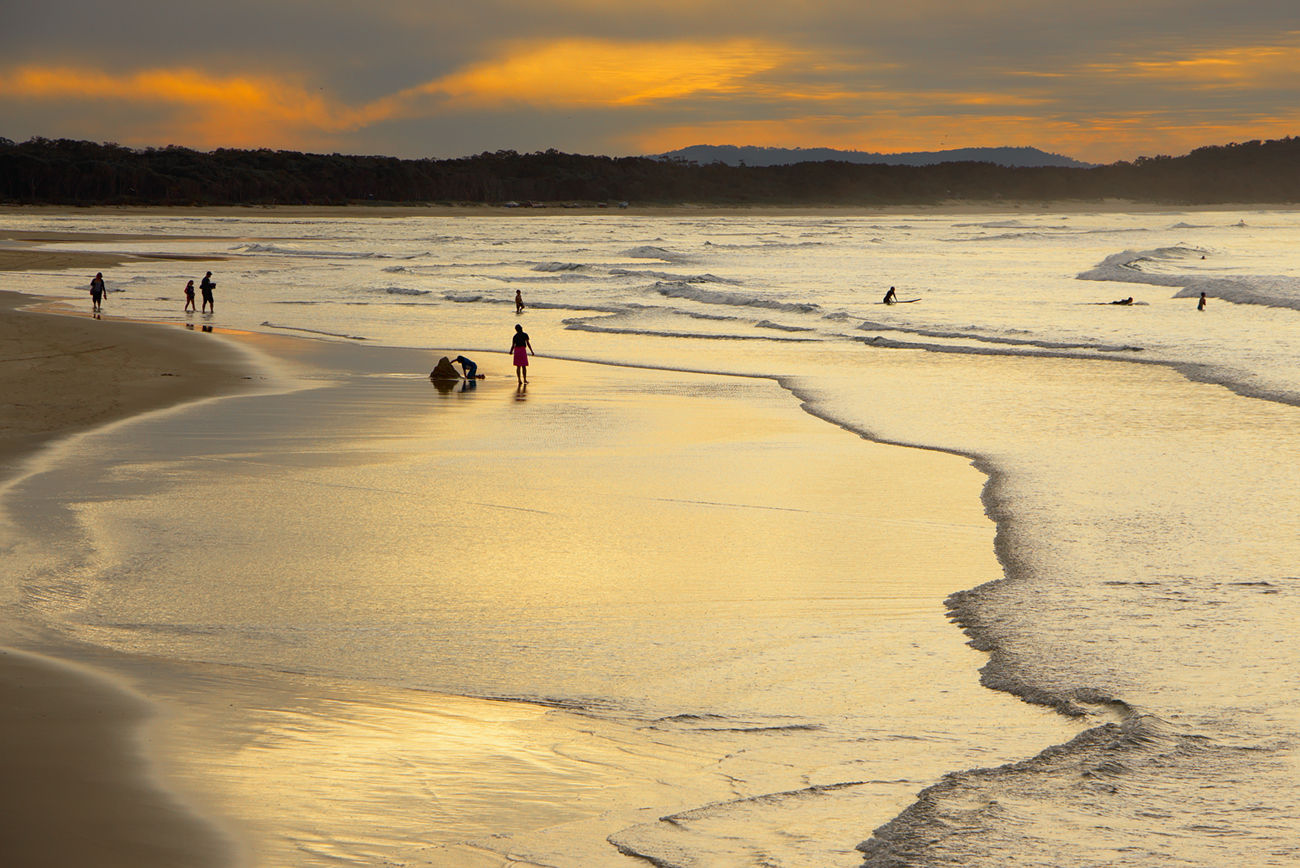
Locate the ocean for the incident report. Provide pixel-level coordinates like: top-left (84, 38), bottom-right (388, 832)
top-left (3, 206), bottom-right (1300, 867)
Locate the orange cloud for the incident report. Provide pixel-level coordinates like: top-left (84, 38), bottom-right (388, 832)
top-left (404, 38), bottom-right (841, 108)
top-left (0, 39), bottom-right (868, 146)
top-left (1078, 41), bottom-right (1300, 89)
top-left (0, 66), bottom-right (372, 148)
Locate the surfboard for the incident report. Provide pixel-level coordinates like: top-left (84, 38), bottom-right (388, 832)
top-left (877, 299), bottom-right (921, 304)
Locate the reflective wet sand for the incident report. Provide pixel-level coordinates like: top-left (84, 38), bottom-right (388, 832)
top-left (2, 324), bottom-right (1074, 867)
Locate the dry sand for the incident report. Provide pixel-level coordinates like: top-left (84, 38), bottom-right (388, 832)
top-left (1, 287), bottom-right (260, 866)
top-left (1, 236), bottom-right (262, 866)
top-left (0, 290), bottom-right (256, 474)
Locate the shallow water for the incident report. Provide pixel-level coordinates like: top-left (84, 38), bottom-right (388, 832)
top-left (3, 207), bottom-right (1300, 866)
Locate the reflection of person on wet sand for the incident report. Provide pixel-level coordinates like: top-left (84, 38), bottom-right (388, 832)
top-left (511, 323), bottom-right (533, 384)
top-left (515, 290), bottom-right (525, 313)
top-left (1110, 297), bottom-right (1134, 305)
top-left (883, 287), bottom-right (897, 305)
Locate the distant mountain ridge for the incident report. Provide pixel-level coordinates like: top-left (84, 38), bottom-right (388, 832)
top-left (656, 144), bottom-right (1094, 169)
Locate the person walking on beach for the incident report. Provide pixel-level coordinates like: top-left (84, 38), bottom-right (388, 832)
top-left (184, 279), bottom-right (196, 312)
top-left (510, 323), bottom-right (533, 384)
top-left (1198, 292), bottom-right (1208, 311)
top-left (90, 272), bottom-right (106, 312)
top-left (515, 289), bottom-right (525, 313)
top-left (883, 287), bottom-right (897, 305)
top-left (200, 272), bottom-right (216, 313)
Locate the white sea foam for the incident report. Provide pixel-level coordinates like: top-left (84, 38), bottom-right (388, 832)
top-left (1076, 246), bottom-right (1210, 286)
top-left (755, 320), bottom-right (815, 332)
top-left (1174, 276), bottom-right (1300, 310)
top-left (610, 268), bottom-right (741, 284)
top-left (624, 245), bottom-right (688, 261)
top-left (231, 242), bottom-right (382, 259)
top-left (9, 207), bottom-right (1300, 868)
top-left (655, 282), bottom-right (821, 313)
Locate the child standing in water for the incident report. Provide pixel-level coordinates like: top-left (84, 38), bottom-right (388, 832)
top-left (184, 280), bottom-right (196, 312)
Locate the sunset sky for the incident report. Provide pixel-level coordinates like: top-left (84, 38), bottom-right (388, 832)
top-left (4, 1), bottom-right (1299, 164)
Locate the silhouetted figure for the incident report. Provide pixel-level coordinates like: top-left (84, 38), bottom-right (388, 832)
top-left (200, 272), bottom-right (216, 312)
top-left (90, 273), bottom-right (105, 312)
top-left (452, 355), bottom-right (480, 378)
top-left (515, 289), bottom-right (525, 313)
top-left (1198, 292), bottom-right (1207, 311)
top-left (883, 287), bottom-right (897, 305)
top-left (184, 280), bottom-right (196, 312)
top-left (511, 324), bottom-right (533, 384)
top-left (1110, 297), bottom-right (1134, 305)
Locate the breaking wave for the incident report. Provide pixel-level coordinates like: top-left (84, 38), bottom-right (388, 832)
top-left (563, 316), bottom-right (819, 342)
top-left (610, 268), bottom-right (741, 284)
top-left (1079, 248), bottom-right (1300, 310)
top-left (1075, 247), bottom-right (1210, 286)
top-left (231, 243), bottom-right (385, 259)
top-left (531, 262), bottom-right (586, 272)
top-left (856, 321), bottom-right (1143, 353)
top-left (1174, 277), bottom-right (1300, 311)
top-left (624, 245), bottom-right (689, 262)
top-left (656, 282), bottom-right (821, 313)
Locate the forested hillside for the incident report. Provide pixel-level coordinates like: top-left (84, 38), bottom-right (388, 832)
top-left (1, 136), bottom-right (1297, 206)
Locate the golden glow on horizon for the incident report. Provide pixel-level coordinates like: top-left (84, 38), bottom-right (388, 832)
top-left (629, 112), bottom-right (1300, 165)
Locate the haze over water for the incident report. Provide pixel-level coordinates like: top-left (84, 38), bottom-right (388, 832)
top-left (4, 207), bottom-right (1300, 866)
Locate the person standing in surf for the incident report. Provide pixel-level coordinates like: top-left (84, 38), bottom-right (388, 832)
top-left (184, 279), bottom-right (196, 312)
top-left (1198, 292), bottom-right (1208, 311)
top-left (515, 289), bottom-right (525, 313)
top-left (200, 271), bottom-right (216, 313)
top-left (90, 272), bottom-right (106, 312)
top-left (510, 323), bottom-right (533, 384)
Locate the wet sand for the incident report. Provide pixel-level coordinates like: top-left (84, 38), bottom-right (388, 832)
top-left (0, 291), bottom-right (256, 867)
top-left (0, 232), bottom-right (1070, 866)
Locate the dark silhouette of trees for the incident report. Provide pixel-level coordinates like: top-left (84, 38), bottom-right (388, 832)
top-left (1, 135), bottom-right (1298, 206)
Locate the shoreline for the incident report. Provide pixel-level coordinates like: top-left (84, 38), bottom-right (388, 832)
top-left (0, 234), bottom-right (1073, 865)
top-left (0, 290), bottom-right (262, 475)
top-left (0, 291), bottom-right (264, 868)
top-left (4, 200), bottom-right (1296, 223)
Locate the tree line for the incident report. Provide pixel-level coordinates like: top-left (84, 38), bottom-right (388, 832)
top-left (1, 135), bottom-right (1298, 206)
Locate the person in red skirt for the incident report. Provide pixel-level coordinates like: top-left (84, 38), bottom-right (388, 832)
top-left (511, 323), bottom-right (534, 384)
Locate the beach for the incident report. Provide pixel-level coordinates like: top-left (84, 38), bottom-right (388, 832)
top-left (0, 290), bottom-right (255, 867)
top-left (3, 207), bottom-right (1298, 867)
top-left (0, 234), bottom-right (1071, 867)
